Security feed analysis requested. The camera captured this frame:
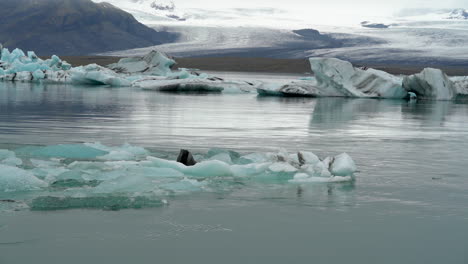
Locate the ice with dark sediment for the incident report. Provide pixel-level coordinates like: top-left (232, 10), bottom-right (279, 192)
top-left (403, 68), bottom-right (468, 100)
top-left (258, 58), bottom-right (407, 98)
top-left (257, 57), bottom-right (468, 100)
top-left (133, 77), bottom-right (258, 93)
top-left (0, 143), bottom-right (357, 211)
top-left (107, 50), bottom-right (176, 76)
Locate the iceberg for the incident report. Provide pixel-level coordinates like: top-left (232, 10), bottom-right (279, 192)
top-left (309, 58), bottom-right (407, 99)
top-left (107, 50), bottom-right (176, 76)
top-left (0, 165), bottom-right (48, 192)
top-left (0, 144), bottom-right (357, 211)
top-left (133, 77), bottom-right (257, 93)
top-left (0, 150), bottom-right (22, 166)
top-left (257, 57), bottom-right (468, 101)
top-left (0, 46), bottom-right (130, 86)
top-left (258, 58), bottom-right (407, 99)
top-left (403, 68), bottom-right (468, 100)
top-left (0, 45), bottom-right (257, 93)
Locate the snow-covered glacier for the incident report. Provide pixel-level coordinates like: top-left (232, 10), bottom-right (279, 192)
top-left (0, 143), bottom-right (357, 211)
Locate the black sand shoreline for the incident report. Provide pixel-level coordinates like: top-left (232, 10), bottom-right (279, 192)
top-left (56, 56), bottom-right (468, 76)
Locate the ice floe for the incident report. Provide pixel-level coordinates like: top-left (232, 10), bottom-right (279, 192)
top-left (0, 143), bottom-right (357, 211)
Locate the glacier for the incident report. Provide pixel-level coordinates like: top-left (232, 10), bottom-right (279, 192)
top-left (0, 143), bottom-right (357, 211)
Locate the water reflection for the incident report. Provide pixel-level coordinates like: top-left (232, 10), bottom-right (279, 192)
top-left (310, 98), bottom-right (401, 128)
top-left (1, 82), bottom-right (468, 152)
top-left (401, 100), bottom-right (455, 126)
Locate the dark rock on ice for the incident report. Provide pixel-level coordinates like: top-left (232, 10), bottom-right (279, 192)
top-left (177, 149), bottom-right (197, 166)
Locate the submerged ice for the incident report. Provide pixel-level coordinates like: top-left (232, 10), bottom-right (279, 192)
top-left (0, 143), bottom-right (357, 211)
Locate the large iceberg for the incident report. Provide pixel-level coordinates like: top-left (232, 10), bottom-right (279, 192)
top-left (403, 68), bottom-right (468, 100)
top-left (0, 143), bottom-right (357, 211)
top-left (0, 46), bottom-right (131, 86)
top-left (258, 57), bottom-right (468, 100)
top-left (309, 58), bottom-right (407, 98)
top-left (0, 45), bottom-right (257, 93)
top-left (258, 57), bottom-right (407, 99)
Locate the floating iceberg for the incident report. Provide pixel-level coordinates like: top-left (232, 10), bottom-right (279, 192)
top-left (133, 77), bottom-right (257, 93)
top-left (0, 143), bottom-right (357, 211)
top-left (0, 45), bottom-right (258, 93)
top-left (258, 57), bottom-right (407, 99)
top-left (309, 58), bottom-right (408, 98)
top-left (403, 68), bottom-right (468, 100)
top-left (107, 50), bottom-right (175, 76)
top-left (257, 57), bottom-right (468, 100)
top-left (0, 46), bottom-right (131, 86)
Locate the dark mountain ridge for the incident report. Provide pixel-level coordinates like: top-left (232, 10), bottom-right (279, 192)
top-left (0, 0), bottom-right (178, 55)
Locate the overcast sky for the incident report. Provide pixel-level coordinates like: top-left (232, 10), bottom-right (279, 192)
top-left (175, 0), bottom-right (468, 16)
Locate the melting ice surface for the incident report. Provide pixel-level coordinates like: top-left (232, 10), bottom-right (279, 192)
top-left (0, 143), bottom-right (356, 211)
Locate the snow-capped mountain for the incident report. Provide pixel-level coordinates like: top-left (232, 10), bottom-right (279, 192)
top-left (92, 0), bottom-right (188, 22)
top-left (0, 0), bottom-right (176, 55)
top-left (447, 9), bottom-right (468, 20)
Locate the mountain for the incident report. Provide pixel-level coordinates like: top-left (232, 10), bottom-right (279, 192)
top-left (0, 0), bottom-right (178, 55)
top-left (92, 0), bottom-right (188, 22)
top-left (360, 21), bottom-right (390, 29)
top-left (447, 9), bottom-right (468, 19)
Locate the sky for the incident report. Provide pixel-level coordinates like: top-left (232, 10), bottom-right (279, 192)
top-left (152, 0), bottom-right (468, 28)
top-left (174, 0), bottom-right (468, 16)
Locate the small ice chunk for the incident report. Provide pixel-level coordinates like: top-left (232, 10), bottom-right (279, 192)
top-left (32, 69), bottom-right (45, 80)
top-left (329, 153), bottom-right (357, 177)
top-left (297, 151), bottom-right (320, 166)
top-left (313, 161), bottom-right (332, 177)
top-left (207, 153), bottom-right (233, 164)
top-left (0, 165), bottom-right (48, 192)
top-left (184, 160), bottom-right (233, 177)
top-left (268, 162), bottom-right (298, 173)
top-left (0, 149), bottom-right (22, 166)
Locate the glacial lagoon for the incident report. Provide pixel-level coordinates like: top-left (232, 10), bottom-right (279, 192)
top-left (0, 78), bottom-right (467, 263)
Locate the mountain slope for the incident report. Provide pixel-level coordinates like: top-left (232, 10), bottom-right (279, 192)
top-left (0, 0), bottom-right (178, 55)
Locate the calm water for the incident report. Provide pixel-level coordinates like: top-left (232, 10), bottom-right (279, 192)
top-left (0, 78), bottom-right (467, 263)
